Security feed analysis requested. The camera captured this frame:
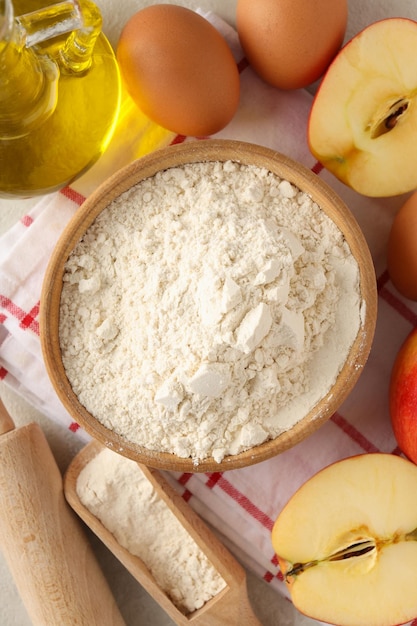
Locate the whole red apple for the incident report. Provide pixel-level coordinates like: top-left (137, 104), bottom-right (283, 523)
top-left (390, 327), bottom-right (417, 464)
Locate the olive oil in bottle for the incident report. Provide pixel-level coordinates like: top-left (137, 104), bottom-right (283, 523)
top-left (0, 0), bottom-right (121, 197)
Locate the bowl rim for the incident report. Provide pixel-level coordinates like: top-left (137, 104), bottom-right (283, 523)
top-left (40, 139), bottom-right (377, 472)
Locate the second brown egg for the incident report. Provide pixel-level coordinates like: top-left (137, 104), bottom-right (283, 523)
top-left (236, 0), bottom-right (348, 90)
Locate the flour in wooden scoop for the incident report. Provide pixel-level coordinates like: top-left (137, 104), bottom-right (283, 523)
top-left (77, 447), bottom-right (226, 613)
top-left (59, 160), bottom-right (362, 464)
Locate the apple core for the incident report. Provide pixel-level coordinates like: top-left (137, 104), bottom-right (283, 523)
top-left (369, 98), bottom-right (410, 138)
top-left (272, 453), bottom-right (417, 626)
top-left (308, 18), bottom-right (417, 196)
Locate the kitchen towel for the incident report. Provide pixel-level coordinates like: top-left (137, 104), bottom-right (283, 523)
top-left (1, 11), bottom-right (417, 621)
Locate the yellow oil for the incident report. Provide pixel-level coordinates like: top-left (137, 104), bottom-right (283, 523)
top-left (0, 1), bottom-right (121, 197)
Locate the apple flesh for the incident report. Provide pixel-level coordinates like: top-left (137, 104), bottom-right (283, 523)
top-left (272, 453), bottom-right (417, 626)
top-left (308, 18), bottom-right (417, 197)
top-left (390, 327), bottom-right (417, 464)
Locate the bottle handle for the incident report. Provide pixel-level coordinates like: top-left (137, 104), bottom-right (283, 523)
top-left (16, 1), bottom-right (83, 48)
top-left (16, 0), bottom-right (102, 73)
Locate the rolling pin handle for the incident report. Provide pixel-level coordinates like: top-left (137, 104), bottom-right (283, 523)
top-left (0, 395), bottom-right (126, 625)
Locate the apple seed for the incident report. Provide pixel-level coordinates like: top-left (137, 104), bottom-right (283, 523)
top-left (370, 98), bottom-right (410, 138)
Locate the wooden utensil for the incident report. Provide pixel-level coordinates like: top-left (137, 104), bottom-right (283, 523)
top-left (64, 440), bottom-right (262, 626)
top-left (0, 397), bottom-right (126, 626)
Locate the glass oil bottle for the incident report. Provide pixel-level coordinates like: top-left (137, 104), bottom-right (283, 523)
top-left (0, 0), bottom-right (121, 197)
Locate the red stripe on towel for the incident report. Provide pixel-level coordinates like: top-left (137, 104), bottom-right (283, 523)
top-left (20, 215), bottom-right (34, 227)
top-left (0, 296), bottom-right (40, 335)
top-left (60, 186), bottom-right (86, 206)
top-left (208, 474), bottom-right (275, 531)
top-left (331, 412), bottom-right (380, 453)
top-left (178, 472), bottom-right (193, 486)
top-left (380, 286), bottom-right (417, 327)
top-left (311, 161), bottom-right (324, 174)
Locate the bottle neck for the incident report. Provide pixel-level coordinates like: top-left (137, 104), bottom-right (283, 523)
top-left (0, 0), bottom-right (59, 139)
top-left (0, 1), bottom-right (105, 139)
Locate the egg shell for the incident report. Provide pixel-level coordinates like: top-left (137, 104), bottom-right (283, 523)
top-left (236, 0), bottom-right (348, 90)
top-left (388, 191), bottom-right (417, 301)
top-left (116, 5), bottom-right (240, 136)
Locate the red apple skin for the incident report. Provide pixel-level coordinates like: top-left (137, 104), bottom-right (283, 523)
top-left (390, 327), bottom-right (417, 464)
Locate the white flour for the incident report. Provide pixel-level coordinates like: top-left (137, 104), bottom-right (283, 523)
top-left (59, 160), bottom-right (362, 463)
top-left (76, 447), bottom-right (226, 613)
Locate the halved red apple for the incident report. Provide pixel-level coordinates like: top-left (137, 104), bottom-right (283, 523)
top-left (308, 18), bottom-right (417, 197)
top-left (272, 453), bottom-right (417, 626)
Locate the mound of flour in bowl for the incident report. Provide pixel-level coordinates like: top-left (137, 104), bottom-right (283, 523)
top-left (59, 160), bottom-right (362, 464)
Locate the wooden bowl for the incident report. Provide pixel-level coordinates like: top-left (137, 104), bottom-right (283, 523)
top-left (40, 139), bottom-right (377, 472)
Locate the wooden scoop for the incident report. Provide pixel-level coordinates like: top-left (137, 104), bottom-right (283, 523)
top-left (64, 440), bottom-right (263, 626)
top-left (0, 397), bottom-right (126, 626)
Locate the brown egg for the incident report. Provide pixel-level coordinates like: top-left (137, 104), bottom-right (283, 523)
top-left (236, 0), bottom-right (348, 90)
top-left (116, 5), bottom-right (240, 136)
top-left (388, 191), bottom-right (417, 300)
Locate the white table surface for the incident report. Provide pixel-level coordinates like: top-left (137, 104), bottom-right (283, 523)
top-left (2, 1), bottom-right (417, 624)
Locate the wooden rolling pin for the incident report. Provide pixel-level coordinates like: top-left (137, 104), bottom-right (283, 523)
top-left (0, 397), bottom-right (126, 626)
